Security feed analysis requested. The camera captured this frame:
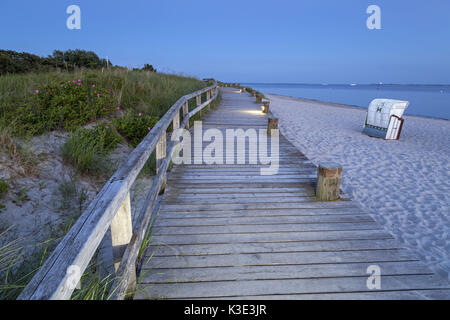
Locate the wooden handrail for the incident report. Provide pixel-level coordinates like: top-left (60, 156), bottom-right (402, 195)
top-left (18, 82), bottom-right (219, 300)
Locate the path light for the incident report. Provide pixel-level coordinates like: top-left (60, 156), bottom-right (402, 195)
top-left (262, 101), bottom-right (270, 113)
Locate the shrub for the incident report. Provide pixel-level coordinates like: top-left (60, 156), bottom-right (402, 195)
top-left (11, 80), bottom-right (116, 136)
top-left (113, 111), bottom-right (159, 147)
top-left (0, 49), bottom-right (111, 76)
top-left (61, 123), bottom-right (122, 174)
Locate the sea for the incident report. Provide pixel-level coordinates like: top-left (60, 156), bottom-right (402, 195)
top-left (243, 83), bottom-right (450, 120)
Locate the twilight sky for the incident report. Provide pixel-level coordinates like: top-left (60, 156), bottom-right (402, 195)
top-left (1, 0), bottom-right (450, 84)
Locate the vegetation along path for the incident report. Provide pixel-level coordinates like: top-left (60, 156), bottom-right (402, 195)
top-left (135, 87), bottom-right (450, 300)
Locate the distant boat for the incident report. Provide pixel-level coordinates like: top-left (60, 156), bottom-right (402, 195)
top-left (350, 84), bottom-right (357, 87)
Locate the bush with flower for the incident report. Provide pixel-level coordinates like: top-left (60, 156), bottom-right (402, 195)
top-left (113, 110), bottom-right (158, 147)
top-left (12, 79), bottom-right (115, 135)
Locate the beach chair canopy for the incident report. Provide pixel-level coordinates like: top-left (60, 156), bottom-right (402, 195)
top-left (363, 99), bottom-right (409, 140)
top-left (366, 99), bottom-right (409, 129)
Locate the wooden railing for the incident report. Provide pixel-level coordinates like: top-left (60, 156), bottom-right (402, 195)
top-left (18, 82), bottom-right (219, 300)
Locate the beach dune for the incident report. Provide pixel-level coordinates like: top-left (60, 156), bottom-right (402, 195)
top-left (267, 94), bottom-right (450, 279)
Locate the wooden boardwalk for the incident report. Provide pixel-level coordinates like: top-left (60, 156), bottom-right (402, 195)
top-left (135, 87), bottom-right (450, 300)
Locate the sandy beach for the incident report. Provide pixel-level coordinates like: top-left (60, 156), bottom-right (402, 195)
top-left (267, 93), bottom-right (450, 279)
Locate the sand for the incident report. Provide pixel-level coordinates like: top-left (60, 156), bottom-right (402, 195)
top-left (266, 93), bottom-right (450, 279)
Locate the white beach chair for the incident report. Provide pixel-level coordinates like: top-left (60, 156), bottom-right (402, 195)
top-left (363, 99), bottom-right (409, 140)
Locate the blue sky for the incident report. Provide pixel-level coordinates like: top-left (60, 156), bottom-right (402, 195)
top-left (1, 0), bottom-right (450, 84)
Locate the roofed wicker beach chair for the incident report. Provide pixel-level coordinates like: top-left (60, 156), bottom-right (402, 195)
top-left (363, 99), bottom-right (409, 140)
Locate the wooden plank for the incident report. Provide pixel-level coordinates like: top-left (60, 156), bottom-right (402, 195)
top-left (154, 214), bottom-right (374, 227)
top-left (148, 229), bottom-right (395, 246)
top-left (156, 207), bottom-right (367, 219)
top-left (139, 261), bottom-right (431, 283)
top-left (165, 187), bottom-right (314, 194)
top-left (161, 196), bottom-right (318, 204)
top-left (194, 289), bottom-right (450, 300)
top-left (167, 182), bottom-right (317, 188)
top-left (167, 174), bottom-right (317, 180)
top-left (158, 201), bottom-right (360, 212)
top-left (143, 249), bottom-right (418, 269)
top-left (135, 274), bottom-right (450, 300)
top-left (165, 191), bottom-right (315, 200)
top-left (146, 238), bottom-right (403, 257)
top-left (151, 222), bottom-right (381, 236)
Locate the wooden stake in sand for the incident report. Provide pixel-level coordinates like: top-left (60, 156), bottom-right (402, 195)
top-left (316, 162), bottom-right (343, 201)
top-left (267, 117), bottom-right (278, 136)
top-left (256, 95), bottom-right (263, 103)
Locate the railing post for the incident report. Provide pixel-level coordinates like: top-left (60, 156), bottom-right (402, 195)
top-left (110, 193), bottom-right (133, 272)
top-left (196, 94), bottom-right (202, 116)
top-left (156, 131), bottom-right (167, 190)
top-left (182, 101), bottom-right (189, 129)
top-left (206, 91), bottom-right (211, 111)
top-left (173, 110), bottom-right (180, 130)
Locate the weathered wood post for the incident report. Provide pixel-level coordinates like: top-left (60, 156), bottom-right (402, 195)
top-left (156, 131), bottom-right (167, 191)
top-left (251, 90), bottom-right (256, 97)
top-left (316, 163), bottom-right (343, 201)
top-left (256, 94), bottom-right (263, 103)
top-left (173, 110), bottom-right (180, 131)
top-left (206, 90), bottom-right (211, 111)
top-left (182, 101), bottom-right (189, 129)
top-left (262, 100), bottom-right (270, 113)
top-left (110, 193), bottom-right (133, 273)
top-left (196, 94), bottom-right (202, 116)
top-left (267, 117), bottom-right (278, 136)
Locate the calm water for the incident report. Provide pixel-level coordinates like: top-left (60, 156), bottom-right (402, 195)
top-left (243, 83), bottom-right (450, 120)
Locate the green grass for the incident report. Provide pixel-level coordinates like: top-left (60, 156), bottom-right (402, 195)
top-left (0, 179), bottom-right (8, 198)
top-left (57, 175), bottom-right (88, 214)
top-left (0, 123), bottom-right (37, 176)
top-left (61, 123), bottom-right (122, 175)
top-left (0, 230), bottom-right (53, 300)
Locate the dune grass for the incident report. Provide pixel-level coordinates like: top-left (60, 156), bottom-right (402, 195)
top-left (61, 123), bottom-right (123, 175)
top-left (0, 68), bottom-right (208, 137)
top-left (0, 68), bottom-right (208, 175)
top-left (0, 230), bottom-right (54, 300)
